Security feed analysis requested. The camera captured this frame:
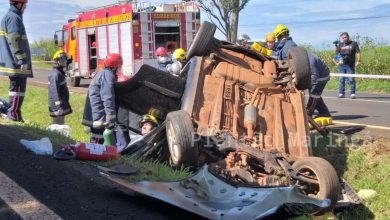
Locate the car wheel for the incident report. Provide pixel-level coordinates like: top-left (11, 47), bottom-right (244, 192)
top-left (166, 110), bottom-right (198, 168)
top-left (288, 46), bottom-right (311, 90)
top-left (68, 76), bottom-right (81, 87)
top-left (186, 21), bottom-right (216, 60)
top-left (292, 156), bottom-right (340, 215)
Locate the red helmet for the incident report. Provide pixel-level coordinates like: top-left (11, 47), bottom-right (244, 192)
top-left (104, 53), bottom-right (123, 69)
top-left (155, 47), bottom-right (167, 56)
top-left (10, 0), bottom-right (28, 3)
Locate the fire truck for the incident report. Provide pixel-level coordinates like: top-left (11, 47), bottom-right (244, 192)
top-left (54, 1), bottom-right (200, 86)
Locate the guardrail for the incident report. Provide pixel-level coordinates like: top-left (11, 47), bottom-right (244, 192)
top-left (330, 73), bottom-right (390, 79)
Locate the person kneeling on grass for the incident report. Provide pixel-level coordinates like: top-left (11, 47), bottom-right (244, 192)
top-left (48, 50), bottom-right (72, 125)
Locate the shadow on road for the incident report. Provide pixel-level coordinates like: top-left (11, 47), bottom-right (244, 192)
top-left (332, 115), bottom-right (368, 120)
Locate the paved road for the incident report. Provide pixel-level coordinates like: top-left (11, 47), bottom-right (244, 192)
top-left (320, 90), bottom-right (390, 131)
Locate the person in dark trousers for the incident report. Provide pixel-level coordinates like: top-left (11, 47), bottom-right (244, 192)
top-left (337, 32), bottom-right (361, 99)
top-left (82, 53), bottom-right (123, 144)
top-left (306, 53), bottom-right (331, 118)
top-left (0, 0), bottom-right (32, 122)
top-left (48, 50), bottom-right (72, 124)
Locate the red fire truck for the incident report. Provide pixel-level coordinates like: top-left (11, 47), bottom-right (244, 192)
top-left (55, 1), bottom-right (200, 86)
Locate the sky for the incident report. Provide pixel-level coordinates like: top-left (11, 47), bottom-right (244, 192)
top-left (1, 0), bottom-right (389, 49)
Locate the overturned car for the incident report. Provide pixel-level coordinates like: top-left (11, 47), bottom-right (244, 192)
top-left (103, 21), bottom-right (345, 219)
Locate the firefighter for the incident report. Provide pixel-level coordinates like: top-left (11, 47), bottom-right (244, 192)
top-left (139, 114), bottom-right (159, 135)
top-left (167, 48), bottom-right (186, 76)
top-left (155, 46), bottom-right (172, 72)
top-left (265, 32), bottom-right (276, 50)
top-left (251, 24), bottom-right (297, 60)
top-left (82, 53), bottom-right (123, 144)
top-left (0, 0), bottom-right (33, 122)
top-left (48, 50), bottom-right (72, 125)
top-left (306, 53), bottom-right (331, 118)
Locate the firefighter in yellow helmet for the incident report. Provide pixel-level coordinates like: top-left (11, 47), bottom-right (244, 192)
top-left (167, 48), bottom-right (186, 76)
top-left (48, 50), bottom-right (72, 125)
top-left (265, 32), bottom-right (276, 50)
top-left (251, 24), bottom-right (297, 60)
top-left (139, 114), bottom-right (159, 135)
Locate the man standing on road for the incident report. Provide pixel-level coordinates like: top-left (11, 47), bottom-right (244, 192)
top-left (336, 32), bottom-right (361, 99)
top-left (0, 0), bottom-right (32, 122)
top-left (306, 53), bottom-right (332, 118)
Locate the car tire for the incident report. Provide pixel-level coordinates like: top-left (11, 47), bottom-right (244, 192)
top-left (186, 21), bottom-right (216, 60)
top-left (69, 76), bottom-right (81, 87)
top-left (166, 110), bottom-right (198, 168)
top-left (288, 46), bottom-right (311, 90)
top-left (292, 157), bottom-right (340, 215)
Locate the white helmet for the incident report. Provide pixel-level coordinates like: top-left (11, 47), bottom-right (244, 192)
top-left (167, 61), bottom-right (182, 76)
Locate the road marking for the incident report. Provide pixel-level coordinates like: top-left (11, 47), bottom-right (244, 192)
top-left (333, 120), bottom-right (390, 130)
top-left (0, 171), bottom-right (63, 220)
top-left (322, 96), bottom-right (390, 104)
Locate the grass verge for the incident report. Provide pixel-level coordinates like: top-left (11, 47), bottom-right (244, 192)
top-left (32, 61), bottom-right (53, 70)
top-left (325, 77), bottom-right (390, 94)
top-left (1, 81), bottom-right (389, 219)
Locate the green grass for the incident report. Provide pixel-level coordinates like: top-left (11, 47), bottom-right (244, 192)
top-left (98, 156), bottom-right (192, 182)
top-left (325, 77), bottom-right (390, 94)
top-left (1, 81), bottom-right (389, 219)
top-left (32, 61), bottom-right (53, 70)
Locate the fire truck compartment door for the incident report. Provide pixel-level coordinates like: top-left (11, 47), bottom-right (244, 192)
top-left (108, 24), bottom-right (119, 54)
top-left (78, 28), bottom-right (88, 76)
top-left (98, 26), bottom-right (108, 59)
top-left (120, 22), bottom-right (133, 77)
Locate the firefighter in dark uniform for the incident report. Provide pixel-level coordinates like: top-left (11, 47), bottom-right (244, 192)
top-left (306, 53), bottom-right (331, 118)
top-left (0, 0), bottom-right (32, 122)
top-left (82, 53), bottom-right (126, 144)
top-left (48, 50), bottom-right (72, 125)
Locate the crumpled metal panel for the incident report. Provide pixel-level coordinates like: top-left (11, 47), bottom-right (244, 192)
top-left (101, 165), bottom-right (330, 219)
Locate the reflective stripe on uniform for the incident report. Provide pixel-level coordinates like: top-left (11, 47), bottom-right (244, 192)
top-left (0, 30), bottom-right (6, 36)
top-left (0, 66), bottom-right (32, 75)
top-left (9, 91), bottom-right (25, 96)
top-left (93, 121), bottom-right (105, 127)
top-left (59, 81), bottom-right (66, 86)
top-left (317, 76), bottom-right (330, 82)
top-left (310, 94), bottom-right (321, 98)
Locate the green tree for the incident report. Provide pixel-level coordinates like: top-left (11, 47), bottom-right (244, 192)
top-left (30, 38), bottom-right (58, 61)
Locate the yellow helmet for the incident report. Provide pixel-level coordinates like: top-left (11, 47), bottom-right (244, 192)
top-left (250, 42), bottom-right (262, 52)
top-left (273, 24), bottom-right (289, 38)
top-left (52, 50), bottom-right (68, 61)
top-left (139, 114), bottom-right (159, 128)
top-left (173, 48), bottom-right (186, 61)
top-left (265, 32), bottom-right (276, 42)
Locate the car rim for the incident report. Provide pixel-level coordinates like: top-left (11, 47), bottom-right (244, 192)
top-left (167, 122), bottom-right (180, 164)
top-left (296, 167), bottom-right (320, 198)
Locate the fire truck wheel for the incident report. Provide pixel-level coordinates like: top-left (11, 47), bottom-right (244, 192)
top-left (166, 110), bottom-right (198, 168)
top-left (288, 46), bottom-right (311, 90)
top-left (69, 77), bottom-right (81, 87)
top-left (186, 21), bottom-right (216, 60)
top-left (292, 156), bottom-right (340, 215)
